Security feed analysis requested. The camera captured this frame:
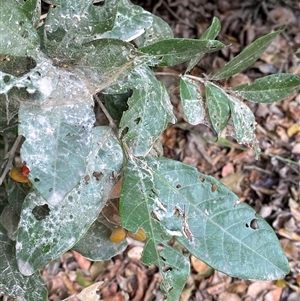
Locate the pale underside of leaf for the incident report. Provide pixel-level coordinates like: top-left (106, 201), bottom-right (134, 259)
top-left (16, 127), bottom-right (123, 275)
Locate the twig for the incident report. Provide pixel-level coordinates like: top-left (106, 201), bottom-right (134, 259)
top-left (0, 135), bottom-right (24, 185)
top-left (94, 94), bottom-right (118, 134)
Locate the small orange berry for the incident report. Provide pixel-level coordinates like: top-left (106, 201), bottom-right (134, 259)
top-left (127, 228), bottom-right (147, 242)
top-left (109, 228), bottom-right (127, 243)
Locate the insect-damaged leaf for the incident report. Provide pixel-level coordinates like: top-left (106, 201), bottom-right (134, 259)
top-left (212, 28), bottom-right (285, 80)
top-left (228, 95), bottom-right (260, 156)
top-left (121, 157), bottom-right (289, 287)
top-left (231, 73), bottom-right (300, 103)
top-left (44, 0), bottom-right (119, 59)
top-left (0, 224), bottom-right (47, 301)
top-left (19, 65), bottom-right (95, 206)
top-left (121, 160), bottom-right (190, 300)
top-left (16, 127), bottom-right (123, 275)
top-left (180, 76), bottom-right (205, 125)
top-left (205, 82), bottom-right (231, 136)
top-left (0, 0), bottom-right (40, 58)
top-left (118, 65), bottom-right (176, 156)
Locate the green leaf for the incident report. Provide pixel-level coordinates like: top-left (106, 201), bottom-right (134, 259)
top-left (119, 65), bottom-right (176, 156)
top-left (228, 95), bottom-right (260, 156)
top-left (19, 67), bottom-right (95, 205)
top-left (121, 159), bottom-right (190, 300)
top-left (72, 220), bottom-right (128, 260)
top-left (134, 14), bottom-right (174, 47)
top-left (139, 38), bottom-right (225, 66)
top-left (7, 179), bottom-right (31, 216)
top-left (16, 127), bottom-right (123, 275)
top-left (0, 0), bottom-right (40, 58)
top-left (0, 205), bottom-right (19, 241)
top-left (0, 224), bottom-right (48, 301)
top-left (231, 74), bottom-right (300, 103)
top-left (44, 0), bottom-right (119, 59)
top-left (180, 77), bottom-right (205, 125)
top-left (212, 28), bottom-right (285, 80)
top-left (100, 4), bottom-right (153, 42)
top-left (186, 17), bottom-right (221, 72)
top-left (122, 157), bottom-right (290, 282)
top-left (104, 91), bottom-right (131, 121)
top-left (74, 39), bottom-right (141, 93)
top-left (19, 0), bottom-right (41, 28)
top-left (205, 82), bottom-right (231, 135)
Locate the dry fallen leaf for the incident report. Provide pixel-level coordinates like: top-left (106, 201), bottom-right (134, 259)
top-left (76, 281), bottom-right (103, 301)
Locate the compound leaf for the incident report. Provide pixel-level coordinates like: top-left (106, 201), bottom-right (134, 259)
top-left (205, 82), bottom-right (231, 136)
top-left (122, 157), bottom-right (290, 284)
top-left (16, 127), bottom-right (123, 275)
top-left (0, 224), bottom-right (47, 301)
top-left (231, 73), bottom-right (300, 103)
top-left (212, 28), bottom-right (285, 80)
top-left (139, 39), bottom-right (225, 66)
top-left (180, 76), bottom-right (205, 125)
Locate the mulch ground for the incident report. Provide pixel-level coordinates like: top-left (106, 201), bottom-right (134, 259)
top-left (24, 1), bottom-right (300, 301)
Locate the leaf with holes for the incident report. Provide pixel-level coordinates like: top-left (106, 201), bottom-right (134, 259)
top-left (44, 0), bottom-right (119, 60)
top-left (118, 65), bottom-right (176, 156)
top-left (16, 127), bottom-right (123, 275)
top-left (0, 224), bottom-right (48, 301)
top-left (231, 73), bottom-right (300, 103)
top-left (121, 157), bottom-right (290, 285)
top-left (212, 28), bottom-right (285, 80)
top-left (180, 76), bottom-right (205, 125)
top-left (205, 82), bottom-right (231, 136)
top-left (228, 95), bottom-right (260, 156)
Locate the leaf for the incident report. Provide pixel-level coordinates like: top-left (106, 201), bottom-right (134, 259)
top-left (0, 0), bottom-right (40, 58)
top-left (0, 224), bottom-right (48, 301)
top-left (100, 3), bottom-right (153, 42)
top-left (180, 77), bottom-right (205, 125)
top-left (134, 14), bottom-right (174, 47)
top-left (186, 17), bottom-right (221, 72)
top-left (19, 0), bottom-right (41, 28)
top-left (0, 205), bottom-right (19, 241)
top-left (139, 38), bottom-right (225, 66)
top-left (121, 160), bottom-right (190, 300)
top-left (76, 281), bottom-right (103, 301)
top-left (72, 220), bottom-right (128, 261)
top-left (44, 0), bottom-right (119, 59)
top-left (16, 127), bottom-right (123, 275)
top-left (119, 65), bottom-right (176, 156)
top-left (205, 82), bottom-right (231, 135)
top-left (73, 39), bottom-right (141, 93)
top-left (228, 95), bottom-right (260, 156)
top-left (231, 74), bottom-right (300, 103)
top-left (122, 157), bottom-right (290, 282)
top-left (19, 67), bottom-right (95, 205)
top-left (212, 28), bottom-right (285, 80)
